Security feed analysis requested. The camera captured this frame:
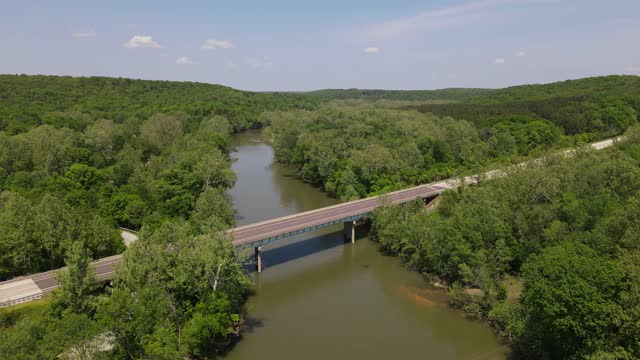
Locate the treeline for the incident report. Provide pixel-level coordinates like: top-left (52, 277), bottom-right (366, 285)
top-left (0, 75), bottom-right (319, 134)
top-left (263, 103), bottom-right (611, 201)
top-left (405, 75), bottom-right (640, 137)
top-left (370, 129), bottom-right (640, 359)
top-left (305, 87), bottom-right (493, 102)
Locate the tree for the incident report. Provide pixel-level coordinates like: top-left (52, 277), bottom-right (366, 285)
top-left (84, 118), bottom-right (117, 161)
top-left (193, 150), bottom-right (236, 189)
top-left (99, 221), bottom-right (250, 358)
top-left (104, 192), bottom-right (149, 229)
top-left (140, 113), bottom-right (184, 150)
top-left (0, 192), bottom-right (37, 278)
top-left (191, 187), bottom-right (236, 232)
top-left (521, 242), bottom-right (627, 358)
top-left (51, 241), bottom-right (98, 317)
top-left (18, 125), bottom-right (75, 175)
top-left (33, 194), bottom-right (73, 268)
top-left (64, 163), bottom-right (103, 190)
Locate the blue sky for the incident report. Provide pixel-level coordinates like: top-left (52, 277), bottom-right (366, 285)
top-left (1, 0), bottom-right (639, 91)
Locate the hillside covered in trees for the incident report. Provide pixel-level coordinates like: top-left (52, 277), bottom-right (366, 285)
top-left (406, 75), bottom-right (640, 137)
top-left (0, 75), bottom-right (319, 134)
top-left (264, 76), bottom-right (639, 201)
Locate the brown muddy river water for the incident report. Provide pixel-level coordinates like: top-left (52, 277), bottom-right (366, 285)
top-left (224, 130), bottom-right (509, 360)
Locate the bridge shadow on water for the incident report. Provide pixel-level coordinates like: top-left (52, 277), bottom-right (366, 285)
top-left (228, 227), bottom-right (371, 358)
top-left (243, 223), bottom-right (371, 274)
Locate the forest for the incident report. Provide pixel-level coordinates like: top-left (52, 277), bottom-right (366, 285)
top-left (262, 83), bottom-right (640, 200)
top-left (1, 74), bottom-right (639, 359)
top-left (0, 74), bottom-right (319, 134)
top-left (0, 75), bottom-right (306, 358)
top-left (264, 76), bottom-right (639, 202)
top-left (371, 129), bottom-right (640, 358)
top-left (406, 75), bottom-right (640, 137)
top-left (0, 75), bottom-right (318, 279)
top-left (262, 75), bottom-right (640, 359)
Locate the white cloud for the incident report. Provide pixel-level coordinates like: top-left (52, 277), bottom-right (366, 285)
top-left (73, 30), bottom-right (96, 38)
top-left (495, 58), bottom-right (505, 64)
top-left (363, 47), bottom-right (380, 54)
top-left (124, 35), bottom-right (161, 49)
top-left (246, 56), bottom-right (273, 69)
top-left (448, 73), bottom-right (458, 79)
top-left (201, 39), bottom-right (234, 50)
top-left (516, 50), bottom-right (526, 57)
top-left (176, 57), bottom-right (194, 65)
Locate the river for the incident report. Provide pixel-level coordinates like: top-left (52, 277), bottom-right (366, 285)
top-left (225, 130), bottom-right (509, 360)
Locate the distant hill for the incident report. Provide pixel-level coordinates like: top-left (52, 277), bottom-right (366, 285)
top-left (404, 75), bottom-right (640, 136)
top-left (467, 75), bottom-right (640, 104)
top-left (2, 74), bottom-right (638, 137)
top-left (305, 88), bottom-right (495, 102)
top-left (0, 75), bottom-right (319, 134)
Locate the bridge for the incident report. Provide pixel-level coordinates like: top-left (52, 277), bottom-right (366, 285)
top-left (231, 181), bottom-right (451, 272)
top-left (0, 137), bottom-right (620, 307)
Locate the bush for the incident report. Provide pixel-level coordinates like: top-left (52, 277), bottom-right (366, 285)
top-left (488, 301), bottom-right (524, 343)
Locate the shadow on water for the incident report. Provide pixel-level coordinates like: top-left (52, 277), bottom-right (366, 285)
top-left (243, 225), bottom-right (370, 274)
top-left (240, 317), bottom-right (265, 334)
top-left (218, 317), bottom-right (266, 357)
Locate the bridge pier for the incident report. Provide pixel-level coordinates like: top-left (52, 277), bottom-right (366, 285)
top-left (344, 221), bottom-right (356, 244)
top-left (255, 246), bottom-right (262, 273)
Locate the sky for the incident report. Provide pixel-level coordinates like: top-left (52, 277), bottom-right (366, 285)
top-left (1, 0), bottom-right (639, 91)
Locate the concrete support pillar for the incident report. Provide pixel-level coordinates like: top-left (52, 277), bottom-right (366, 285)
top-left (344, 221), bottom-right (356, 244)
top-left (255, 246), bottom-right (262, 273)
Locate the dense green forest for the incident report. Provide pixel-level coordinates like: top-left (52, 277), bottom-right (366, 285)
top-left (0, 221), bottom-right (251, 359)
top-left (2, 74), bottom-right (640, 359)
top-left (264, 76), bottom-right (639, 201)
top-left (0, 75), bottom-right (319, 134)
top-left (405, 75), bottom-right (640, 137)
top-left (0, 75), bottom-right (318, 280)
top-left (262, 75), bottom-right (640, 359)
top-left (371, 129), bottom-right (640, 358)
top-left (0, 75), bottom-right (293, 358)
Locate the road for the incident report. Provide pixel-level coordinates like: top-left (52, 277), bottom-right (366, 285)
top-left (0, 136), bottom-right (622, 307)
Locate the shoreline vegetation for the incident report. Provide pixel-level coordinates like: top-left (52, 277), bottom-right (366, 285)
top-left (262, 76), bottom-right (640, 359)
top-left (1, 74), bottom-right (639, 359)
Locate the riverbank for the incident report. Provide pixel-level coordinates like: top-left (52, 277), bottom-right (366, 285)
top-left (224, 129), bottom-right (508, 359)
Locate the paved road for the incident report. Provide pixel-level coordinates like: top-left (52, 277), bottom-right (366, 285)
top-left (230, 182), bottom-right (450, 246)
top-left (0, 136), bottom-right (622, 307)
top-left (0, 255), bottom-right (123, 307)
